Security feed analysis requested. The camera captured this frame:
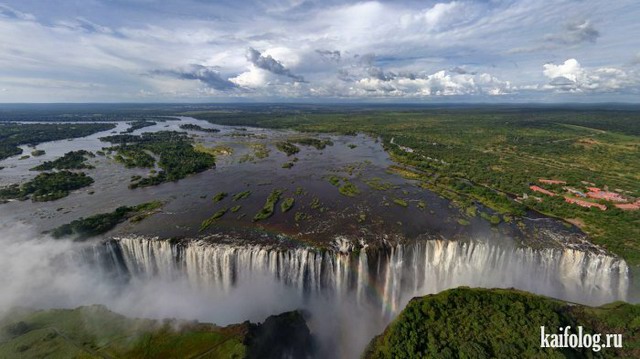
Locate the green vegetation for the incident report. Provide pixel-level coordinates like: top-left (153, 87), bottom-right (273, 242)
top-left (275, 141), bottom-right (300, 156)
top-left (51, 201), bottom-right (163, 239)
top-left (480, 211), bottom-right (502, 225)
top-left (339, 180), bottom-right (360, 197)
top-left (0, 306), bottom-right (312, 359)
top-left (239, 143), bottom-right (270, 163)
top-left (0, 171), bottom-right (93, 202)
top-left (0, 122), bottom-right (115, 160)
top-left (124, 120), bottom-right (156, 133)
top-left (280, 197), bottom-right (295, 213)
top-left (112, 148), bottom-right (155, 168)
top-left (192, 109), bottom-right (640, 264)
top-left (31, 150), bottom-right (95, 171)
top-left (294, 212), bottom-right (307, 221)
top-left (30, 149), bottom-right (45, 157)
top-left (348, 144), bottom-right (357, 149)
top-left (253, 189), bottom-right (283, 221)
top-left (178, 123), bottom-right (220, 133)
top-left (392, 198), bottom-right (408, 207)
top-left (326, 175), bottom-right (360, 197)
top-left (282, 162), bottom-right (294, 169)
top-left (213, 192), bottom-right (228, 203)
top-left (194, 143), bottom-right (232, 156)
top-left (233, 190), bottom-right (252, 201)
top-left (328, 175), bottom-right (341, 186)
top-left (200, 208), bottom-right (228, 231)
top-left (364, 287), bottom-right (640, 359)
top-left (364, 177), bottom-right (394, 191)
top-left (288, 137), bottom-right (333, 149)
top-left (231, 205), bottom-right (242, 213)
top-left (101, 131), bottom-right (215, 188)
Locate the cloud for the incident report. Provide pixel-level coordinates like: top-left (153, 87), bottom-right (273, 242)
top-left (0, 3), bottom-right (35, 21)
top-left (340, 68), bottom-right (513, 97)
top-left (542, 58), bottom-right (635, 92)
top-left (316, 49), bottom-right (341, 63)
top-left (245, 47), bottom-right (305, 82)
top-left (57, 17), bottom-right (115, 35)
top-left (151, 65), bottom-right (237, 91)
top-left (546, 20), bottom-right (600, 45)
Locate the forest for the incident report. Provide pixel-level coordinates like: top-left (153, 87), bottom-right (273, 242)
top-left (364, 287), bottom-right (639, 358)
top-left (100, 131), bottom-right (216, 188)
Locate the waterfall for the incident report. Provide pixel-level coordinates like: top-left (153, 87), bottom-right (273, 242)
top-left (91, 236), bottom-right (629, 315)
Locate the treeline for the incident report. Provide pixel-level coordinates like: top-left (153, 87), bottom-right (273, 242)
top-left (30, 150), bottom-right (95, 171)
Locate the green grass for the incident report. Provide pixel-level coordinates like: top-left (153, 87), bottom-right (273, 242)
top-left (232, 190), bottom-right (251, 201)
top-left (280, 197), bottom-right (295, 213)
top-left (200, 208), bottom-right (228, 231)
top-left (213, 192), bottom-right (228, 203)
top-left (0, 306), bottom-right (245, 359)
top-left (275, 141), bottom-right (300, 156)
top-left (253, 189), bottom-right (283, 221)
top-left (338, 180), bottom-right (360, 197)
top-left (392, 198), bottom-right (408, 207)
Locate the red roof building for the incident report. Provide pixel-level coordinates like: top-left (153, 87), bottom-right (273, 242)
top-left (564, 196), bottom-right (607, 210)
top-left (615, 201), bottom-right (640, 211)
top-left (586, 188), bottom-right (626, 202)
top-left (530, 185), bottom-right (556, 196)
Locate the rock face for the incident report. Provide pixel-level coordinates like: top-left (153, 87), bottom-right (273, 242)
top-left (90, 236), bottom-right (629, 314)
top-left (362, 287), bottom-right (640, 359)
top-left (245, 311), bottom-right (314, 359)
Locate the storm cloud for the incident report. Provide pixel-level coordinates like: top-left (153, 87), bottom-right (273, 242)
top-left (246, 48), bottom-right (305, 82)
top-left (152, 65), bottom-right (237, 91)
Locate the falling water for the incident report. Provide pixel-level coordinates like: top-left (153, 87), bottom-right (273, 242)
top-left (88, 236), bottom-right (629, 315)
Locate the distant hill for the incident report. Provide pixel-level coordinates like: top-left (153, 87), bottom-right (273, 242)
top-left (363, 287), bottom-right (640, 359)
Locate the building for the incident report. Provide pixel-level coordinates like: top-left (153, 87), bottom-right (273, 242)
top-left (564, 196), bottom-right (607, 210)
top-left (586, 188), bottom-right (627, 202)
top-left (530, 185), bottom-right (555, 196)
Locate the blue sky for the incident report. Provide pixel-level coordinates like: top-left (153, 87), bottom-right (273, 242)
top-left (0, 0), bottom-right (639, 102)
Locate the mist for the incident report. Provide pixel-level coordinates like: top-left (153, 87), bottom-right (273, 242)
top-left (0, 220), bottom-right (389, 358)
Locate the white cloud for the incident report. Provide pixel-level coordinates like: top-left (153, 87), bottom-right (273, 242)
top-left (542, 58), bottom-right (636, 92)
top-left (0, 0), bottom-right (639, 101)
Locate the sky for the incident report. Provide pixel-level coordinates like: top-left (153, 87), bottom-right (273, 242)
top-left (0, 0), bottom-right (639, 103)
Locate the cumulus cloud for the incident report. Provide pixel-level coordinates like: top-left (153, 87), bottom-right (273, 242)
top-left (542, 58), bottom-right (635, 92)
top-left (340, 68), bottom-right (512, 97)
top-left (546, 20), bottom-right (600, 45)
top-left (151, 65), bottom-right (237, 91)
top-left (245, 47), bottom-right (305, 82)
